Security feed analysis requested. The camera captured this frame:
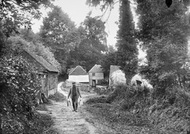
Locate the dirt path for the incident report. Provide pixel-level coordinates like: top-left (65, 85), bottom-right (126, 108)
top-left (37, 90), bottom-right (117, 134)
top-left (43, 92), bottom-right (101, 134)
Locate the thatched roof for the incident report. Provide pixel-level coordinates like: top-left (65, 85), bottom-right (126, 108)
top-left (89, 64), bottom-right (103, 73)
top-left (24, 49), bottom-right (59, 73)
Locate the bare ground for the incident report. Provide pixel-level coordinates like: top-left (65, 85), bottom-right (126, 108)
top-left (38, 91), bottom-right (117, 134)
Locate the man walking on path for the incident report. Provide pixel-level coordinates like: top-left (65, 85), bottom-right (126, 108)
top-left (68, 82), bottom-right (82, 112)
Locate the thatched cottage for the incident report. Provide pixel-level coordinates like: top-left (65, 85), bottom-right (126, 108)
top-left (22, 49), bottom-right (59, 101)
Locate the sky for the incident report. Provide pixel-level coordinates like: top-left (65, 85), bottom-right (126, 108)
top-left (32, 0), bottom-right (120, 47)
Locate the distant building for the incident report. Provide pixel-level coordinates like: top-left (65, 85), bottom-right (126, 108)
top-left (109, 65), bottom-right (126, 87)
top-left (68, 65), bottom-right (89, 83)
top-left (89, 64), bottom-right (104, 87)
top-left (22, 49), bottom-right (59, 101)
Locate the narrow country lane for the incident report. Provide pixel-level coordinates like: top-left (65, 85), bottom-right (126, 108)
top-left (45, 100), bottom-right (97, 134)
top-left (37, 87), bottom-right (118, 134)
top-left (42, 91), bottom-right (103, 134)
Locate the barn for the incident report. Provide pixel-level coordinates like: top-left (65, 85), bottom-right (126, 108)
top-left (68, 65), bottom-right (89, 83)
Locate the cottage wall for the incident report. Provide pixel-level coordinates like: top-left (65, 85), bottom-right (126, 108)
top-left (47, 73), bottom-right (58, 96)
top-left (68, 75), bottom-right (89, 83)
top-left (41, 75), bottom-right (48, 97)
top-left (89, 73), bottom-right (104, 86)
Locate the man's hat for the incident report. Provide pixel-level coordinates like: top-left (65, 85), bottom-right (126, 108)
top-left (72, 82), bottom-right (76, 85)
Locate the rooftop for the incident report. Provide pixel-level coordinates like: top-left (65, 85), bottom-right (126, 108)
top-left (89, 64), bottom-right (103, 73)
top-left (69, 65), bottom-right (87, 75)
top-left (24, 49), bottom-right (59, 72)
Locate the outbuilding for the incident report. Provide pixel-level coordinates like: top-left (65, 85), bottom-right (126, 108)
top-left (89, 64), bottom-right (104, 87)
top-left (68, 65), bottom-right (89, 83)
top-left (23, 49), bottom-right (59, 101)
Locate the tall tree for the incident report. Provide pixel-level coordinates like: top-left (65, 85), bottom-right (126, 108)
top-left (116, 0), bottom-right (138, 83)
top-left (100, 50), bottom-right (117, 78)
top-left (86, 0), bottom-right (138, 83)
top-left (0, 0), bottom-right (52, 37)
top-left (83, 16), bottom-right (108, 52)
top-left (40, 6), bottom-right (80, 71)
top-left (136, 0), bottom-right (190, 92)
top-left (0, 0), bottom-right (52, 54)
top-left (69, 16), bottom-right (107, 71)
top-left (19, 28), bottom-right (40, 42)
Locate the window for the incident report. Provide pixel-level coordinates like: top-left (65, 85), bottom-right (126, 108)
top-left (92, 73), bottom-right (95, 76)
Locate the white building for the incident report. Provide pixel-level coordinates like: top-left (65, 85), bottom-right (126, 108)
top-left (89, 64), bottom-right (104, 87)
top-left (68, 65), bottom-right (89, 83)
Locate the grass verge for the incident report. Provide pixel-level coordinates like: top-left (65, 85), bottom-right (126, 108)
top-left (84, 85), bottom-right (190, 134)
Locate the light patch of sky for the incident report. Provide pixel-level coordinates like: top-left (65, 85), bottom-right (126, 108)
top-left (129, 0), bottom-right (147, 63)
top-left (31, 0), bottom-right (119, 47)
top-left (130, 0), bottom-right (139, 30)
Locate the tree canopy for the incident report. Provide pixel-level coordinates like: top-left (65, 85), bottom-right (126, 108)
top-left (136, 0), bottom-right (190, 92)
top-left (68, 16), bottom-right (107, 71)
top-left (39, 5), bottom-right (79, 71)
top-left (83, 16), bottom-right (107, 52)
top-left (116, 0), bottom-right (138, 82)
top-left (0, 0), bottom-right (52, 36)
top-left (0, 0), bottom-right (53, 53)
top-left (87, 0), bottom-right (190, 89)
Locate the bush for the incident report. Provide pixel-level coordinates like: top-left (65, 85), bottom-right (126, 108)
top-left (93, 86), bottom-right (110, 95)
top-left (85, 95), bottom-right (107, 104)
top-left (24, 112), bottom-right (56, 134)
top-left (79, 84), bottom-right (90, 92)
top-left (106, 84), bottom-right (136, 103)
top-left (0, 53), bottom-right (42, 133)
top-left (2, 115), bottom-right (24, 134)
top-left (85, 83), bottom-right (190, 133)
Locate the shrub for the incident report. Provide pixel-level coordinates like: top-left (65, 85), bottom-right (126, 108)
top-left (106, 84), bottom-right (135, 103)
top-left (85, 83), bottom-right (190, 133)
top-left (0, 53), bottom-right (42, 133)
top-left (85, 95), bottom-right (107, 104)
top-left (93, 86), bottom-right (110, 95)
top-left (79, 84), bottom-right (90, 92)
